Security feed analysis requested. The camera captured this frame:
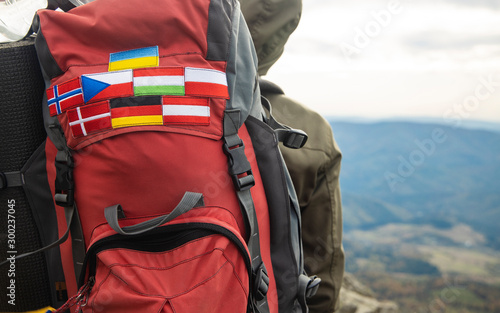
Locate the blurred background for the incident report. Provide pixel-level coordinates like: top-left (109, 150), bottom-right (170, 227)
top-left (267, 0), bottom-right (500, 312)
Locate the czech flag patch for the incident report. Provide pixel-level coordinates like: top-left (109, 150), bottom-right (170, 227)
top-left (81, 70), bottom-right (134, 104)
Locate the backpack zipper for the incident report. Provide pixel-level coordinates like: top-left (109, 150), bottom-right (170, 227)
top-left (79, 222), bottom-right (252, 289)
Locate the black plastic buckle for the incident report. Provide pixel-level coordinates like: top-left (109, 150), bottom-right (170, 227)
top-left (223, 140), bottom-right (255, 191)
top-left (55, 150), bottom-right (75, 207)
top-left (253, 263), bottom-right (270, 301)
top-left (283, 129), bottom-right (308, 149)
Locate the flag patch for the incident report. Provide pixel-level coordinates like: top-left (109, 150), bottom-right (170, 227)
top-left (110, 96), bottom-right (163, 128)
top-left (162, 96), bottom-right (210, 125)
top-left (133, 67), bottom-right (185, 96)
top-left (109, 46), bottom-right (159, 72)
top-left (184, 67), bottom-right (229, 99)
top-left (47, 77), bottom-right (84, 116)
top-left (67, 101), bottom-right (112, 138)
top-left (81, 70), bottom-right (133, 104)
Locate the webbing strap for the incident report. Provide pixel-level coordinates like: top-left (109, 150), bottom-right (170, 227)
top-left (297, 274), bottom-right (322, 313)
top-left (0, 171), bottom-right (24, 189)
top-left (0, 205), bottom-right (74, 267)
top-left (223, 110), bottom-right (270, 313)
top-left (53, 147), bottom-right (85, 281)
top-left (104, 192), bottom-right (204, 236)
top-left (69, 204), bottom-right (85, 281)
top-left (260, 96), bottom-right (308, 149)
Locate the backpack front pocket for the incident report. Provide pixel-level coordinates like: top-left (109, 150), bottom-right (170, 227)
top-left (80, 223), bottom-right (250, 313)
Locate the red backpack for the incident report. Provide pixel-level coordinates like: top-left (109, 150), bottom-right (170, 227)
top-left (24, 0), bottom-right (319, 311)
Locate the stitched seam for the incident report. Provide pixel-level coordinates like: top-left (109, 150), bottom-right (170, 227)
top-left (222, 250), bottom-right (249, 295)
top-left (61, 52), bottom-right (205, 73)
top-left (107, 257), bottom-right (230, 299)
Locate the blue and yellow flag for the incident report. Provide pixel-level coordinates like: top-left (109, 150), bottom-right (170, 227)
top-left (109, 46), bottom-right (159, 71)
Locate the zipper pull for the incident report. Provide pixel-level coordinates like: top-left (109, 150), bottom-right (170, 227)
top-left (53, 277), bottom-right (95, 313)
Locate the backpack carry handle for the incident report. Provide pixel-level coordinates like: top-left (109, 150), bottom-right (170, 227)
top-left (104, 192), bottom-right (204, 236)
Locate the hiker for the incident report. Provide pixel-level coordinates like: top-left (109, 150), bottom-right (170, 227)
top-left (239, 0), bottom-right (345, 312)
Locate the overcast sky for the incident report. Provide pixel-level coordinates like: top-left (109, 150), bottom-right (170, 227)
top-left (265, 0), bottom-right (500, 123)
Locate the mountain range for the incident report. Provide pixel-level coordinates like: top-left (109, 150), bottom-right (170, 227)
top-left (327, 119), bottom-right (500, 312)
top-left (328, 119), bottom-right (500, 248)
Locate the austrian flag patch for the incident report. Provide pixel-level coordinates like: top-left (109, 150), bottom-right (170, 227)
top-left (162, 96), bottom-right (210, 125)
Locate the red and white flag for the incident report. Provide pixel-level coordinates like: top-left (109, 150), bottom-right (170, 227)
top-left (162, 96), bottom-right (210, 125)
top-left (46, 77), bottom-right (84, 116)
top-left (184, 67), bottom-right (229, 99)
top-left (67, 101), bottom-right (112, 137)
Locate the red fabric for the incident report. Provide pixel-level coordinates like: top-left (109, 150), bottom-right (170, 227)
top-left (85, 236), bottom-right (248, 313)
top-left (72, 132), bottom-right (246, 243)
top-left (40, 0), bottom-right (279, 311)
top-left (239, 126), bottom-right (279, 313)
top-left (37, 0), bottom-right (210, 73)
top-left (84, 207), bottom-right (249, 313)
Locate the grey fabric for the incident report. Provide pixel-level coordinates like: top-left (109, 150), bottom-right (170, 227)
top-left (69, 204), bottom-right (85, 281)
top-left (207, 0), bottom-right (235, 61)
top-left (281, 156), bottom-right (303, 272)
top-left (245, 115), bottom-right (303, 313)
top-left (225, 3), bottom-right (263, 126)
top-left (34, 17), bottom-right (67, 152)
top-left (105, 192), bottom-right (204, 236)
top-left (22, 141), bottom-right (67, 308)
top-left (263, 89), bottom-right (345, 313)
top-left (33, 17), bottom-right (64, 80)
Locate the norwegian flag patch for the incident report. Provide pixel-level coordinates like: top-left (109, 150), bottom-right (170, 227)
top-left (47, 77), bottom-right (84, 116)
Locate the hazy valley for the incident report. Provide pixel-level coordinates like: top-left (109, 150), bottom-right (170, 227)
top-left (329, 120), bottom-right (500, 312)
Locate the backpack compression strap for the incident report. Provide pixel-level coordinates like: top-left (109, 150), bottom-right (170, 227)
top-left (223, 110), bottom-right (270, 313)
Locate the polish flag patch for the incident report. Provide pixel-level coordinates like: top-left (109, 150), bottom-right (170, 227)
top-left (184, 67), bottom-right (229, 99)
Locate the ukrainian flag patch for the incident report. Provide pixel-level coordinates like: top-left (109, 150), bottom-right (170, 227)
top-left (109, 46), bottom-right (159, 71)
